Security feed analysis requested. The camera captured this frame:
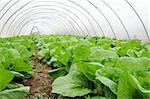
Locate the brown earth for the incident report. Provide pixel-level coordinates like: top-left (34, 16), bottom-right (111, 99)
top-left (23, 57), bottom-right (58, 99)
top-left (22, 49), bottom-right (74, 99)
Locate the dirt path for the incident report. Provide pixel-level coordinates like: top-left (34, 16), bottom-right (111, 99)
top-left (23, 57), bottom-right (53, 99)
top-left (21, 48), bottom-right (82, 99)
top-left (20, 44), bottom-right (60, 99)
top-left (24, 57), bottom-right (52, 98)
top-left (21, 46), bottom-right (58, 99)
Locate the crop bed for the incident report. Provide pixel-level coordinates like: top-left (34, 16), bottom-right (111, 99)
top-left (0, 33), bottom-right (150, 99)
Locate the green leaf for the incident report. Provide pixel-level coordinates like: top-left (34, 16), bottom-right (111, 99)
top-left (0, 48), bottom-right (20, 68)
top-left (48, 57), bottom-right (57, 65)
top-left (103, 58), bottom-right (118, 67)
top-left (96, 67), bottom-right (122, 82)
top-left (16, 45), bottom-right (32, 60)
top-left (72, 44), bottom-right (91, 63)
top-left (117, 39), bottom-right (141, 56)
top-left (13, 59), bottom-right (32, 72)
top-left (127, 49), bottom-right (138, 57)
top-left (115, 57), bottom-right (150, 73)
top-left (0, 69), bottom-right (14, 91)
top-left (140, 44), bottom-right (150, 58)
top-left (52, 64), bottom-right (92, 97)
top-left (6, 83), bottom-right (24, 89)
top-left (130, 75), bottom-right (150, 94)
top-left (10, 71), bottom-right (24, 78)
top-left (77, 62), bottom-right (104, 81)
top-left (21, 72), bottom-right (33, 78)
top-left (90, 47), bottom-right (118, 62)
top-left (48, 67), bottom-right (67, 79)
top-left (117, 72), bottom-right (150, 99)
top-left (55, 49), bottom-right (71, 65)
top-left (96, 76), bottom-right (117, 95)
top-left (0, 86), bottom-right (30, 99)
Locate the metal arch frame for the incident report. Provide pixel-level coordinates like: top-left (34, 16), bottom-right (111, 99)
top-left (11, 15), bottom-right (79, 36)
top-left (0, 0), bottom-right (21, 20)
top-left (0, 0), bottom-right (12, 12)
top-left (11, 18), bottom-right (62, 36)
top-left (11, 12), bottom-right (79, 35)
top-left (100, 0), bottom-right (131, 40)
top-left (0, 0), bottom-right (33, 34)
top-left (38, 3), bottom-right (90, 35)
top-left (29, 21), bottom-right (69, 35)
top-left (0, 0), bottom-right (98, 36)
top-left (8, 10), bottom-right (78, 36)
top-left (1, 0), bottom-right (149, 39)
top-left (16, 18), bottom-right (67, 36)
top-left (124, 0), bottom-right (150, 40)
top-left (32, 22), bottom-right (61, 35)
top-left (86, 0), bottom-right (117, 39)
top-left (32, 0), bottom-right (97, 35)
top-left (15, 21), bottom-right (59, 36)
top-left (15, 17), bottom-right (72, 35)
top-left (8, 9), bottom-right (79, 36)
top-left (28, 17), bottom-right (71, 35)
top-left (33, 0), bottom-right (96, 35)
top-left (8, 10), bottom-right (82, 36)
top-left (11, 15), bottom-right (73, 36)
top-left (2, 5), bottom-right (86, 36)
top-left (17, 18), bottom-right (72, 35)
top-left (6, 5), bottom-right (88, 36)
top-left (68, 0), bottom-right (104, 36)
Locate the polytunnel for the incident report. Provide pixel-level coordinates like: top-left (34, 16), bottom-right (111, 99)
top-left (0, 0), bottom-right (150, 99)
top-left (0, 0), bottom-right (149, 40)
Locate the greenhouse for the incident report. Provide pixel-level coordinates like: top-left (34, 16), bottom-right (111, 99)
top-left (0, 0), bottom-right (150, 99)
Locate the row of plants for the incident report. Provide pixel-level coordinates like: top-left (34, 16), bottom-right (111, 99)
top-left (0, 35), bottom-right (34, 99)
top-left (36, 34), bottom-right (150, 99)
top-left (0, 33), bottom-right (150, 99)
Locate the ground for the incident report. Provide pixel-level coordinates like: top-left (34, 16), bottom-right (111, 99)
top-left (20, 46), bottom-right (58, 99)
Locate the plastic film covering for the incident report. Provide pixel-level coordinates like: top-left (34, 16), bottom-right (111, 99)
top-left (0, 0), bottom-right (149, 40)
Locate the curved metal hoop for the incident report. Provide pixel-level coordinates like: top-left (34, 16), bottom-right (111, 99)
top-left (86, 0), bottom-right (116, 39)
top-left (15, 18), bottom-right (70, 36)
top-left (15, 20), bottom-right (62, 36)
top-left (0, 0), bottom-right (104, 36)
top-left (124, 0), bottom-right (149, 40)
top-left (8, 10), bottom-right (82, 36)
top-left (12, 14), bottom-right (79, 36)
top-left (6, 5), bottom-right (89, 36)
top-left (0, 0), bottom-right (149, 40)
top-left (100, 0), bottom-right (131, 39)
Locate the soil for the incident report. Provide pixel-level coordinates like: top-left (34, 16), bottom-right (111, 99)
top-left (22, 49), bottom-right (72, 99)
top-left (23, 54), bottom-right (57, 98)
